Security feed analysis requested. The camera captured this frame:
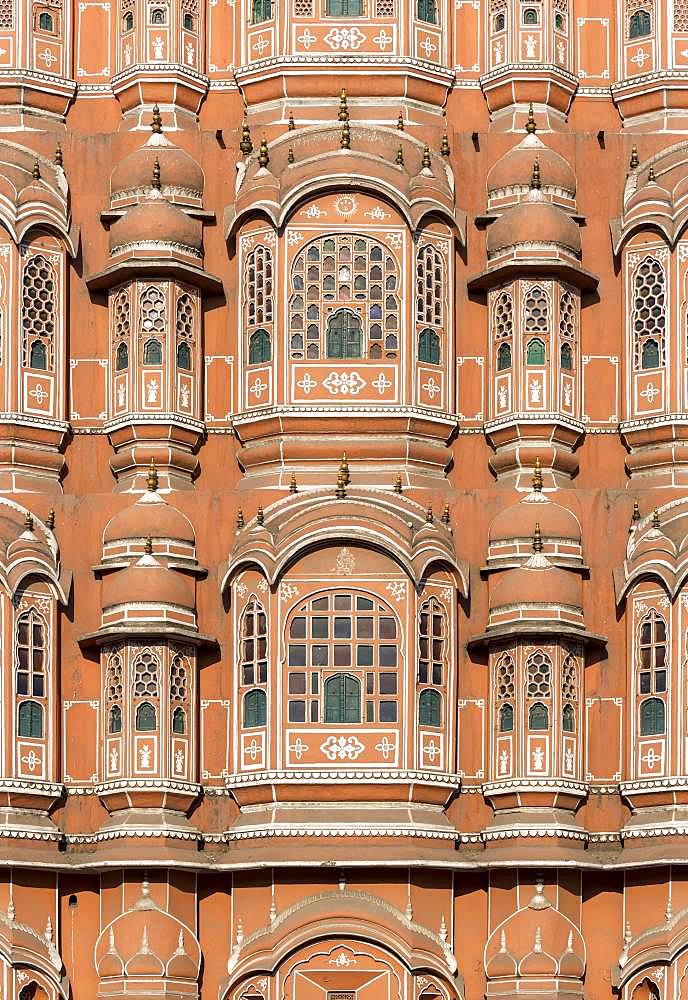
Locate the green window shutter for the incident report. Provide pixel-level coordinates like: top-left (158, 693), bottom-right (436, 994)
top-left (419, 689), bottom-right (441, 726)
top-left (244, 689), bottom-right (267, 727)
top-left (327, 311), bottom-right (362, 360)
top-left (325, 673), bottom-right (360, 723)
top-left (343, 674), bottom-right (361, 722)
top-left (249, 329), bottom-right (271, 364)
top-left (135, 701), bottom-right (157, 731)
top-left (526, 338), bottom-right (546, 365)
top-left (418, 328), bottom-right (440, 365)
top-left (18, 701), bottom-right (43, 738)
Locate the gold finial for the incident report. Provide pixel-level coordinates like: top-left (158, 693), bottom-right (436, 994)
top-left (630, 145), bottom-right (639, 169)
top-left (144, 536), bottom-right (153, 555)
top-left (422, 145), bottom-right (432, 170)
top-left (395, 146), bottom-right (404, 166)
top-left (32, 159), bottom-right (41, 181)
top-left (147, 459), bottom-right (158, 492)
top-left (525, 102), bottom-right (537, 135)
top-left (151, 158), bottom-right (161, 191)
top-left (288, 111), bottom-right (295, 130)
top-left (397, 111), bottom-right (404, 131)
top-left (340, 453), bottom-right (350, 486)
top-left (426, 505), bottom-right (434, 524)
top-left (287, 147), bottom-right (294, 165)
top-left (652, 508), bottom-right (660, 529)
top-left (151, 103), bottom-right (163, 134)
top-left (338, 88), bottom-right (349, 123)
top-left (335, 466), bottom-right (347, 500)
top-left (648, 163), bottom-right (656, 182)
top-left (533, 522), bottom-right (543, 553)
top-left (258, 136), bottom-right (269, 168)
top-left (236, 507), bottom-right (245, 530)
top-left (289, 472), bottom-right (297, 494)
top-left (530, 157), bottom-right (541, 191)
top-left (393, 474), bottom-right (403, 494)
top-left (24, 513), bottom-right (33, 532)
top-left (631, 500), bottom-right (640, 523)
top-left (441, 502), bottom-right (450, 525)
top-left (54, 143), bottom-right (63, 168)
top-left (532, 457), bottom-right (543, 492)
top-left (240, 118), bottom-right (253, 156)
top-left (340, 120), bottom-right (351, 150)
top-left (46, 509), bottom-right (55, 531)
top-left (257, 505), bottom-right (264, 526)
top-left (440, 131), bottom-right (450, 157)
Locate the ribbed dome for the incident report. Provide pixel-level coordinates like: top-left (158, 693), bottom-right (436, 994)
top-left (102, 558), bottom-right (195, 611)
top-left (108, 193), bottom-right (202, 255)
top-left (103, 490), bottom-right (195, 546)
top-left (487, 135), bottom-right (576, 198)
top-left (490, 494), bottom-right (581, 545)
top-left (487, 192), bottom-right (581, 256)
top-left (490, 558), bottom-right (582, 611)
top-left (110, 133), bottom-right (203, 203)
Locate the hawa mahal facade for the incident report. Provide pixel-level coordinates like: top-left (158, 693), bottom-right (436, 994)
top-left (6, 2), bottom-right (688, 1000)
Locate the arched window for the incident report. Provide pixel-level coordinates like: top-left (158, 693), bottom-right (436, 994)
top-left (38, 11), bottom-right (54, 31)
top-left (418, 328), bottom-right (440, 365)
top-left (143, 339), bottom-right (163, 365)
top-left (326, 0), bottom-right (362, 13)
top-left (183, 12), bottom-right (194, 29)
top-left (497, 342), bottom-right (512, 371)
top-left (326, 309), bottom-right (363, 360)
top-left (419, 689), bottom-right (441, 727)
top-left (419, 598), bottom-right (446, 687)
top-left (416, 0), bottom-right (437, 23)
top-left (561, 653), bottom-right (578, 731)
top-left (638, 610), bottom-right (667, 695)
top-left (287, 591), bottom-right (399, 725)
top-left (494, 11), bottom-right (505, 30)
top-left (172, 706), bottom-right (186, 734)
top-left (528, 702), bottom-right (549, 730)
top-left (116, 341), bottom-right (129, 372)
top-left (629, 9), bottom-right (651, 38)
top-left (527, 338), bottom-right (546, 365)
top-left (640, 697), bottom-right (665, 735)
top-left (243, 688), bottom-right (267, 728)
top-left (17, 610), bottom-right (46, 698)
top-left (135, 701), bottom-right (156, 731)
top-left (109, 705), bottom-right (122, 734)
top-left (22, 254), bottom-right (56, 372)
top-left (324, 673), bottom-right (361, 724)
top-left (18, 701), bottom-right (43, 738)
top-left (150, 7), bottom-right (166, 24)
top-left (632, 257), bottom-right (666, 371)
top-left (499, 702), bottom-right (514, 732)
top-left (249, 329), bottom-right (271, 364)
top-left (559, 290), bottom-right (576, 370)
top-left (562, 703), bottom-right (575, 732)
top-left (176, 342), bottom-right (191, 371)
top-left (560, 342), bottom-right (573, 371)
top-left (29, 341), bottom-right (47, 370)
top-left (522, 6), bottom-right (538, 25)
top-left (416, 244), bottom-right (443, 327)
top-left (123, 11), bottom-right (134, 30)
top-left (554, 11), bottom-right (564, 30)
top-left (524, 286), bottom-right (549, 333)
top-left (252, 0), bottom-right (272, 19)
top-left (240, 599), bottom-right (267, 687)
top-left (290, 234), bottom-right (399, 360)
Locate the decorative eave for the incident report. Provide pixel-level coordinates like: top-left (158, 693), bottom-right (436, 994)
top-left (467, 622), bottom-right (606, 650)
top-left (0, 140), bottom-right (78, 255)
top-left (77, 623), bottom-right (218, 649)
top-left (615, 903), bottom-right (688, 986)
top-left (86, 258), bottom-right (223, 295)
top-left (221, 488), bottom-right (468, 596)
top-left (613, 500), bottom-right (688, 605)
top-left (478, 63), bottom-right (578, 119)
top-left (0, 907), bottom-right (68, 992)
top-left (468, 256), bottom-right (598, 294)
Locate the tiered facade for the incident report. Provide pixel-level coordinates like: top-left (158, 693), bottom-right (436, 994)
top-left (1, 4), bottom-right (688, 1000)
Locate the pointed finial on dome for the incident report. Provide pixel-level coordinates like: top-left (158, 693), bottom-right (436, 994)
top-left (240, 117), bottom-right (253, 156)
top-left (46, 509), bottom-right (55, 530)
top-left (624, 920), bottom-right (632, 945)
top-left (534, 927), bottom-right (543, 952)
top-left (631, 499), bottom-right (640, 527)
top-left (395, 146), bottom-right (404, 166)
top-left (289, 472), bottom-right (297, 494)
top-left (258, 137), bottom-right (269, 168)
top-left (397, 110), bottom-right (404, 130)
top-left (441, 502), bottom-right (450, 525)
top-left (422, 144), bottom-right (432, 170)
top-left (141, 925), bottom-right (151, 954)
top-left (32, 159), bottom-right (41, 181)
top-left (338, 87), bottom-right (349, 123)
top-left (630, 145), bottom-right (639, 169)
top-left (24, 512), bottom-right (34, 533)
top-left (256, 505), bottom-right (264, 526)
top-left (151, 158), bottom-right (161, 191)
top-left (7, 890), bottom-right (15, 922)
top-left (405, 898), bottom-right (413, 921)
top-left (530, 157), bottom-right (541, 191)
top-left (147, 458), bottom-right (159, 493)
top-left (45, 916), bottom-right (53, 943)
top-left (151, 103), bottom-right (163, 134)
top-left (525, 102), bottom-right (537, 134)
top-left (287, 147), bottom-right (294, 165)
top-left (269, 896), bottom-right (277, 923)
top-left (532, 456), bottom-right (543, 492)
top-left (236, 507), bottom-right (245, 530)
top-left (652, 508), bottom-right (661, 529)
top-left (288, 111), bottom-right (295, 130)
top-left (666, 896), bottom-right (673, 923)
top-left (340, 120), bottom-right (351, 150)
top-left (340, 452), bottom-right (350, 485)
top-left (393, 474), bottom-right (403, 494)
top-left (499, 929), bottom-right (507, 952)
top-left (426, 505), bottom-right (434, 524)
top-left (236, 917), bottom-right (244, 946)
top-left (439, 914), bottom-right (447, 943)
top-left (440, 131), bottom-right (450, 157)
top-left (648, 163), bottom-right (656, 182)
top-left (336, 454), bottom-right (349, 499)
top-left (144, 536), bottom-right (153, 555)
top-left (54, 143), bottom-right (63, 168)
top-left (533, 522), bottom-right (543, 553)
top-left (565, 930), bottom-right (573, 953)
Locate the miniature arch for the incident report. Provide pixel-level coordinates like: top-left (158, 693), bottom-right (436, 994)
top-left (0, 141), bottom-right (77, 255)
top-left (0, 498), bottom-right (69, 605)
top-left (611, 140), bottom-right (688, 254)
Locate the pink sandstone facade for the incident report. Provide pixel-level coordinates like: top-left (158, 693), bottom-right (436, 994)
top-left (3, 4), bottom-right (688, 1000)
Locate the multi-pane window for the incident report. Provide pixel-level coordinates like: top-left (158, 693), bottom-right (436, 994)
top-left (559, 290), bottom-right (576, 371)
top-left (175, 294), bottom-right (194, 372)
top-left (632, 257), bottom-right (665, 371)
top-left (493, 290), bottom-right (513, 372)
top-left (416, 245), bottom-right (443, 327)
top-left (140, 286), bottom-right (165, 366)
top-left (638, 610), bottom-right (667, 735)
top-left (561, 653), bottom-right (578, 732)
top-left (22, 255), bottom-right (56, 371)
top-left (245, 246), bottom-right (273, 366)
top-left (289, 235), bottom-right (400, 360)
top-left (496, 652), bottom-right (515, 733)
top-left (286, 591), bottom-right (399, 725)
top-left (170, 652), bottom-right (188, 734)
top-left (113, 289), bottom-right (130, 372)
top-left (418, 599), bottom-right (446, 728)
top-left (629, 8), bottom-right (651, 37)
top-left (133, 649), bottom-right (159, 732)
top-left (526, 650), bottom-right (552, 730)
top-left (252, 0), bottom-right (272, 19)
top-left (106, 650), bottom-right (124, 734)
top-left (416, 0), bottom-right (436, 22)
top-left (16, 609), bottom-right (46, 737)
top-left (326, 0), bottom-right (362, 14)
top-left (249, 329), bottom-right (271, 364)
top-left (240, 599), bottom-right (268, 728)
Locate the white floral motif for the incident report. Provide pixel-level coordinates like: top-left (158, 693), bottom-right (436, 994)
top-left (334, 195), bottom-right (358, 218)
top-left (375, 736), bottom-right (396, 760)
top-left (336, 548), bottom-right (356, 575)
top-left (38, 48), bottom-right (58, 67)
top-left (641, 746), bottom-right (661, 769)
top-left (372, 372), bottom-right (392, 395)
top-left (257, 579), bottom-right (268, 592)
top-left (529, 378), bottom-right (542, 403)
top-left (419, 35), bottom-right (437, 58)
top-left (422, 376), bottom-right (441, 400)
top-left (372, 29), bottom-right (392, 49)
top-left (246, 738), bottom-right (262, 762)
top-left (109, 747), bottom-right (119, 771)
top-left (640, 383), bottom-right (660, 404)
top-left (280, 582), bottom-right (299, 601)
top-left (422, 739), bottom-right (440, 762)
top-left (21, 750), bottom-right (40, 772)
top-left (323, 26), bottom-right (366, 50)
top-left (525, 33), bottom-right (536, 58)
top-left (297, 26), bottom-right (317, 48)
top-left (323, 371), bottom-right (366, 395)
top-left (297, 373), bottom-right (317, 394)
top-left (236, 582), bottom-right (248, 597)
top-left (250, 377), bottom-right (268, 400)
top-left (152, 35), bottom-right (164, 58)
top-left (499, 749), bottom-right (509, 774)
top-left (631, 47), bottom-right (649, 68)
top-left (146, 378), bottom-right (159, 403)
top-left (139, 745), bottom-right (152, 768)
top-left (252, 34), bottom-right (269, 55)
top-left (302, 205), bottom-right (326, 219)
top-left (364, 206), bottom-right (390, 221)
top-left (29, 384), bottom-right (49, 406)
top-left (289, 737), bottom-right (309, 761)
top-left (175, 748), bottom-right (184, 774)
top-left (329, 952), bottom-right (357, 967)
top-left (320, 735), bottom-right (364, 761)
top-left (385, 231), bottom-right (403, 249)
top-left (287, 230), bottom-right (304, 246)
top-left (386, 581), bottom-right (405, 602)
